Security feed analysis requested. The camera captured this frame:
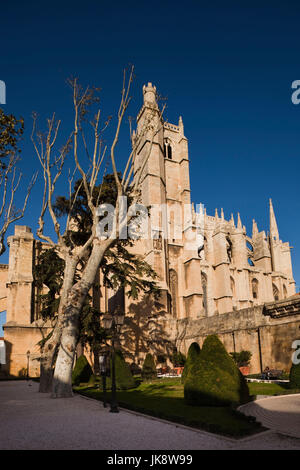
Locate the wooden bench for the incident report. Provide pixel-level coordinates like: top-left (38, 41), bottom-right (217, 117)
top-left (261, 369), bottom-right (283, 380)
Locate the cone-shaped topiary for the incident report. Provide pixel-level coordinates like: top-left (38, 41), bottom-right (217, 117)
top-left (181, 342), bottom-right (201, 384)
top-left (289, 358), bottom-right (300, 389)
top-left (112, 350), bottom-right (136, 390)
top-left (72, 355), bottom-right (93, 386)
top-left (142, 353), bottom-right (157, 380)
top-left (184, 335), bottom-right (250, 406)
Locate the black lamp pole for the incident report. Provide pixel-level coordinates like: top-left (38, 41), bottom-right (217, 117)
top-left (102, 313), bottom-right (124, 414)
top-left (26, 350), bottom-right (30, 381)
top-left (109, 324), bottom-right (119, 413)
top-left (102, 372), bottom-right (107, 408)
top-left (99, 350), bottom-right (108, 408)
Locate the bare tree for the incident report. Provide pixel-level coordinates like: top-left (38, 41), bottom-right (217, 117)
top-left (32, 67), bottom-right (165, 397)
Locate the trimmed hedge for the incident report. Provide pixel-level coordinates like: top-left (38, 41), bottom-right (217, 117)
top-left (142, 353), bottom-right (157, 380)
top-left (184, 335), bottom-right (250, 406)
top-left (72, 355), bottom-right (93, 386)
top-left (73, 352), bottom-right (136, 390)
top-left (112, 350), bottom-right (136, 390)
top-left (181, 342), bottom-right (201, 384)
top-left (289, 360), bottom-right (300, 389)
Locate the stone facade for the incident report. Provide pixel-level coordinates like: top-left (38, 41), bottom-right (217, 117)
top-left (1, 83), bottom-right (299, 376)
top-left (2, 227), bottom-right (52, 376)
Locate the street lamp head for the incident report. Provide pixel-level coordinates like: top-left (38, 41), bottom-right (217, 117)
top-left (26, 350), bottom-right (30, 359)
top-left (99, 351), bottom-right (108, 375)
top-left (115, 312), bottom-right (125, 326)
top-left (102, 315), bottom-right (113, 330)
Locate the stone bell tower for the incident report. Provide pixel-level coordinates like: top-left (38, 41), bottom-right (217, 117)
top-left (3, 226), bottom-right (50, 377)
top-left (133, 83), bottom-right (169, 292)
top-left (133, 82), bottom-right (194, 322)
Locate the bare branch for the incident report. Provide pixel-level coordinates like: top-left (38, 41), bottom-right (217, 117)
top-left (110, 65), bottom-right (134, 195)
top-left (0, 166), bottom-right (37, 256)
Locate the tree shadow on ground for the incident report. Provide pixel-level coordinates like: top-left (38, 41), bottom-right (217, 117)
top-left (76, 385), bottom-right (264, 438)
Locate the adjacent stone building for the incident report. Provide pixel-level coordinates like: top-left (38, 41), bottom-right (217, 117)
top-left (1, 83), bottom-right (299, 377)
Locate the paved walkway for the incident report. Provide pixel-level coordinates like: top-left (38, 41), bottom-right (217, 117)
top-left (0, 381), bottom-right (300, 450)
top-left (239, 394), bottom-right (300, 439)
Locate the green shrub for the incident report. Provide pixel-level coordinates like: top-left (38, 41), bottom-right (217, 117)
top-left (230, 351), bottom-right (252, 367)
top-left (181, 342), bottom-right (201, 384)
top-left (87, 374), bottom-right (99, 387)
top-left (18, 367), bottom-right (28, 378)
top-left (142, 353), bottom-right (157, 380)
top-left (289, 360), bottom-right (300, 389)
top-left (112, 350), bottom-right (136, 390)
top-left (171, 351), bottom-right (186, 367)
top-left (184, 335), bottom-right (250, 406)
top-left (72, 355), bottom-right (93, 386)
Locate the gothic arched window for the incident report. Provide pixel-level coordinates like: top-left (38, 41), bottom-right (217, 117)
top-left (273, 283), bottom-right (279, 301)
top-left (283, 284), bottom-right (287, 299)
top-left (169, 269), bottom-right (178, 318)
top-left (164, 139), bottom-right (172, 159)
top-left (252, 278), bottom-right (259, 299)
top-left (230, 276), bottom-right (236, 297)
top-left (226, 236), bottom-right (233, 263)
top-left (246, 240), bottom-right (254, 252)
top-left (198, 236), bottom-right (206, 260)
top-left (201, 272), bottom-right (208, 315)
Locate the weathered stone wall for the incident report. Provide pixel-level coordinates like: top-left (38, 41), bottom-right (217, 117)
top-left (174, 302), bottom-right (300, 374)
top-left (0, 264), bottom-right (8, 317)
top-left (4, 323), bottom-right (52, 377)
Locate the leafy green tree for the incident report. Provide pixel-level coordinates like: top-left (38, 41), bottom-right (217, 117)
top-left (34, 248), bottom-right (65, 322)
top-left (0, 108), bottom-right (24, 169)
top-left (0, 108), bottom-right (35, 255)
top-left (229, 351), bottom-right (252, 368)
top-left (171, 351), bottom-right (186, 367)
top-left (53, 175), bottom-right (159, 301)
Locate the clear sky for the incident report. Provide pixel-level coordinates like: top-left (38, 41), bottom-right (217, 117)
top-left (1, 0), bottom-right (300, 290)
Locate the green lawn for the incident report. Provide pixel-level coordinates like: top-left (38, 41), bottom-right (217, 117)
top-left (247, 381), bottom-right (300, 396)
top-left (74, 377), bottom-right (264, 438)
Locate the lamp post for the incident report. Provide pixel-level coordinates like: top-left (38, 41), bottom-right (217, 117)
top-left (102, 312), bottom-right (125, 413)
top-left (99, 348), bottom-right (110, 408)
top-left (26, 350), bottom-right (30, 381)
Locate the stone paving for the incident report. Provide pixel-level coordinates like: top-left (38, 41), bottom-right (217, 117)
top-left (1, 381), bottom-right (300, 450)
top-left (239, 394), bottom-right (300, 439)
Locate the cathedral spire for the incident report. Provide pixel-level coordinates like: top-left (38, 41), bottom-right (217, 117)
top-left (230, 213), bottom-right (235, 227)
top-left (143, 82), bottom-right (158, 107)
top-left (215, 208), bottom-right (219, 219)
top-left (269, 198), bottom-right (279, 241)
top-left (252, 219), bottom-right (258, 237)
top-left (178, 115), bottom-right (184, 135)
top-left (237, 212), bottom-right (242, 230)
top-left (221, 208), bottom-right (224, 220)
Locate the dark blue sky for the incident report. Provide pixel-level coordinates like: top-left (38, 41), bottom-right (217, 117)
top-left (1, 0), bottom-right (300, 289)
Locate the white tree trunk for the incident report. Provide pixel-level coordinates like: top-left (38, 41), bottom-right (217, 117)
top-left (51, 242), bottom-right (108, 398)
top-left (39, 256), bottom-right (77, 393)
